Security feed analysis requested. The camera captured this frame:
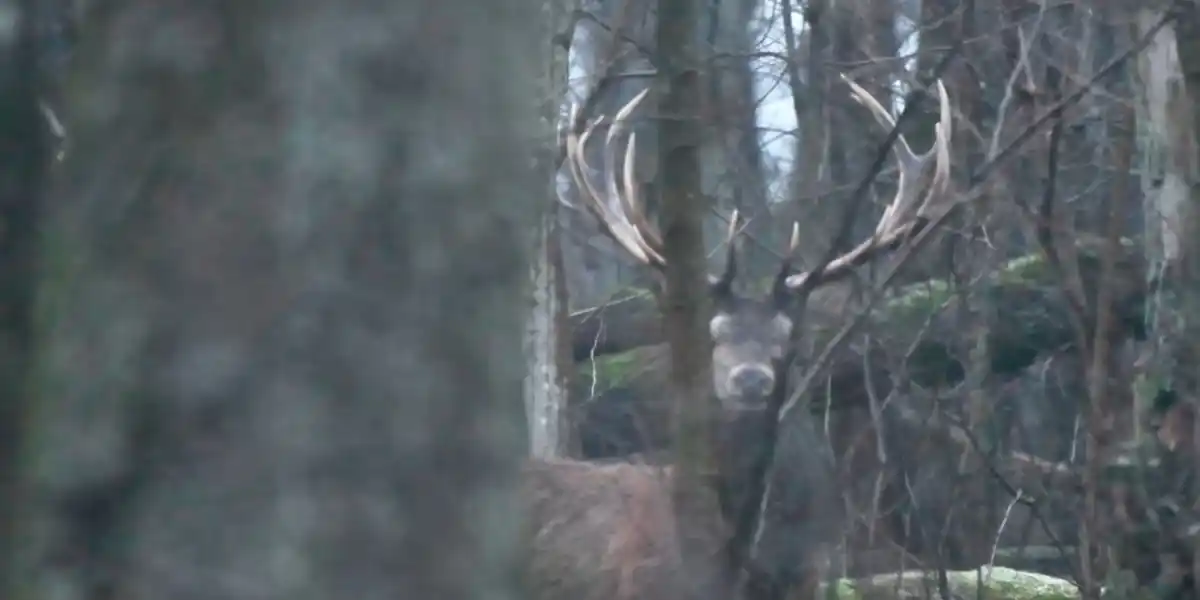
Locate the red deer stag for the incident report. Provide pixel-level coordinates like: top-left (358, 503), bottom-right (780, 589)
top-left (524, 77), bottom-right (953, 600)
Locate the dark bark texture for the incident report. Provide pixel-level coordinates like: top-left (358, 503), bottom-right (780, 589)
top-left (0, 0), bottom-right (49, 594)
top-left (657, 0), bottom-right (727, 597)
top-left (20, 2), bottom-right (536, 600)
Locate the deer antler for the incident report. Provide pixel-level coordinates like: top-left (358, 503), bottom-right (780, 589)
top-left (784, 76), bottom-right (954, 291)
top-left (843, 75), bottom-right (952, 235)
top-left (566, 89), bottom-right (665, 268)
top-left (566, 77), bottom-right (951, 296)
top-left (566, 90), bottom-right (740, 290)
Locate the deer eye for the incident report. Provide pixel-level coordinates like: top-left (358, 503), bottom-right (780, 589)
top-left (709, 313), bottom-right (734, 340)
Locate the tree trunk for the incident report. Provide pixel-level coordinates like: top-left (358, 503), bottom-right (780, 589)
top-left (658, 0), bottom-right (726, 596)
top-left (0, 1), bottom-right (48, 594)
top-left (526, 0), bottom-right (577, 459)
top-left (700, 0), bottom-right (773, 278)
top-left (21, 2), bottom-right (535, 599)
top-left (785, 0), bottom-right (832, 265)
top-left (1142, 11), bottom-right (1197, 271)
top-left (1160, 4), bottom-right (1200, 594)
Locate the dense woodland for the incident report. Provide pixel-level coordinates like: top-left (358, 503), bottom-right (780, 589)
top-left (0, 1), bottom-right (1199, 600)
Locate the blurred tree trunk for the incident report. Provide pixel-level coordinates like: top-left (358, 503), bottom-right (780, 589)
top-left (0, 0), bottom-right (48, 594)
top-left (658, 0), bottom-right (726, 597)
top-left (17, 2), bottom-right (536, 600)
top-left (525, 0), bottom-right (576, 459)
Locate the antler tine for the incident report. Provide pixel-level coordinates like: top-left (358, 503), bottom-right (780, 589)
top-left (773, 220), bottom-right (799, 276)
top-left (771, 222), bottom-right (801, 303)
top-left (603, 90), bottom-right (665, 266)
top-left (918, 79), bottom-right (953, 218)
top-left (710, 209), bottom-right (741, 291)
top-left (566, 90), bottom-right (665, 268)
top-left (611, 90), bottom-right (664, 252)
top-left (565, 115), bottom-right (615, 237)
top-left (727, 209), bottom-right (741, 243)
top-left (843, 75), bottom-right (952, 237)
top-left (569, 118), bottom-right (606, 215)
top-left (566, 115), bottom-right (647, 263)
top-left (840, 74), bottom-right (916, 159)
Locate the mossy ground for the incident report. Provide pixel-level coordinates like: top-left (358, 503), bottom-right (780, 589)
top-left (825, 567), bottom-right (1079, 600)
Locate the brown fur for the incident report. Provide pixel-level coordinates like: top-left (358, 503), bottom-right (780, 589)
top-left (522, 458), bottom-right (728, 600)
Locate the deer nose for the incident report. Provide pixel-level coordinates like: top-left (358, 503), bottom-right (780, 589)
top-left (730, 364), bottom-right (775, 397)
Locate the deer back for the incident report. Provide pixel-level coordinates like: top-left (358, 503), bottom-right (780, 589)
top-left (523, 458), bottom-right (729, 600)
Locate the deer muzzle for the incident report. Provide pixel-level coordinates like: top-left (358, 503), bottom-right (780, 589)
top-left (729, 363), bottom-right (775, 402)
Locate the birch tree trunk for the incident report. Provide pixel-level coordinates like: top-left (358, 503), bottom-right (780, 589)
top-left (1137, 5), bottom-right (1200, 596)
top-left (1136, 5), bottom-right (1197, 470)
top-left (17, 2), bottom-right (536, 599)
top-left (1138, 10), bottom-right (1194, 273)
top-left (525, 0), bottom-right (576, 459)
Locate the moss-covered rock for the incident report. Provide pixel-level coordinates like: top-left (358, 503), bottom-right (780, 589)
top-left (574, 345), bottom-right (667, 392)
top-left (827, 567), bottom-right (1078, 600)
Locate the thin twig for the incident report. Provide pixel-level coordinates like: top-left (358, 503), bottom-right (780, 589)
top-left (767, 12), bottom-right (1172, 561)
top-left (971, 9), bottom-right (1175, 188)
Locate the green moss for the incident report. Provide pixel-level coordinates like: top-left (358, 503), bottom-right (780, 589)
top-left (827, 567), bottom-right (1079, 600)
top-left (884, 278), bottom-right (954, 323)
top-left (995, 253), bottom-right (1051, 286)
top-left (1133, 373), bottom-right (1168, 415)
top-left (575, 345), bottom-right (664, 391)
top-left (824, 577), bottom-right (864, 600)
top-left (2, 225), bottom-right (90, 600)
top-left (25, 225), bottom-right (89, 414)
top-left (968, 568), bottom-right (1078, 600)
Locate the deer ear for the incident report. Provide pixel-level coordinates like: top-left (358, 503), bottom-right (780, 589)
top-left (709, 313), bottom-right (732, 339)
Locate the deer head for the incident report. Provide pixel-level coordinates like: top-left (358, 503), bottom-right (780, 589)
top-left (565, 78), bottom-right (952, 412)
